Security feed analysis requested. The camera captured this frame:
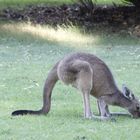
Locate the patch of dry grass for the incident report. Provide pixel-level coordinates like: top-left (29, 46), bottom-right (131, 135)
top-left (1, 22), bottom-right (97, 45)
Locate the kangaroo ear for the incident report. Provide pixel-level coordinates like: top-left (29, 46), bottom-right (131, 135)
top-left (122, 84), bottom-right (135, 100)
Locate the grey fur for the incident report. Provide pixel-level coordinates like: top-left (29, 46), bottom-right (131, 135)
top-left (12, 53), bottom-right (140, 119)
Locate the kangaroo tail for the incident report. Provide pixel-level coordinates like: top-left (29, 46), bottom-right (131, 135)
top-left (12, 110), bottom-right (42, 116)
top-left (12, 62), bottom-right (59, 116)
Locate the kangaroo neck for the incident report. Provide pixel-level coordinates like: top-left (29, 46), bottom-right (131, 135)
top-left (112, 91), bottom-right (132, 109)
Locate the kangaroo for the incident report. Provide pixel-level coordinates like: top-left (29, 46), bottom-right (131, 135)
top-left (12, 52), bottom-right (140, 120)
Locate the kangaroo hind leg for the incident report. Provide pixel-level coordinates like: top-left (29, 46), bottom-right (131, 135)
top-left (82, 90), bottom-right (92, 119)
top-left (74, 60), bottom-right (93, 119)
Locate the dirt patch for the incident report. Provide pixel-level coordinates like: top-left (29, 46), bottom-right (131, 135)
top-left (0, 3), bottom-right (140, 36)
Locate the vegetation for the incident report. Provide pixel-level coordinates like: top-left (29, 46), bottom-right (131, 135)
top-left (0, 22), bottom-right (140, 140)
top-left (0, 0), bottom-right (123, 9)
top-left (123, 0), bottom-right (140, 7)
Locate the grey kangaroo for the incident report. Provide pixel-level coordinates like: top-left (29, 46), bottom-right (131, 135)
top-left (12, 52), bottom-right (140, 120)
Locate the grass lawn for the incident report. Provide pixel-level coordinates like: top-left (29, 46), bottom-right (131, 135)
top-left (0, 0), bottom-right (123, 9)
top-left (0, 22), bottom-right (140, 140)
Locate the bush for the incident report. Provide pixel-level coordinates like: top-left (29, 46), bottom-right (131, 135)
top-left (123, 0), bottom-right (140, 7)
top-left (78, 0), bottom-right (97, 14)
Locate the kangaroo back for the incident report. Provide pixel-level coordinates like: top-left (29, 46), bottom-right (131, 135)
top-left (12, 62), bottom-right (59, 116)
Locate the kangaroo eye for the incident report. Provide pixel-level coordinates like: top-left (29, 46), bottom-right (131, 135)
top-left (136, 106), bottom-right (140, 111)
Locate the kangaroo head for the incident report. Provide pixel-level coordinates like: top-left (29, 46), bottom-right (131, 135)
top-left (122, 84), bottom-right (140, 118)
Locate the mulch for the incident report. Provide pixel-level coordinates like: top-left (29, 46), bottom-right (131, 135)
top-left (0, 3), bottom-right (140, 36)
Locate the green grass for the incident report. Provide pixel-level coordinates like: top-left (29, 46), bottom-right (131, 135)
top-left (0, 0), bottom-right (123, 9)
top-left (0, 22), bottom-right (140, 140)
